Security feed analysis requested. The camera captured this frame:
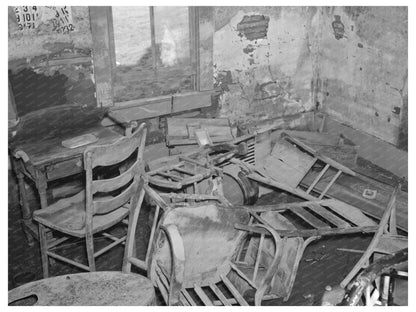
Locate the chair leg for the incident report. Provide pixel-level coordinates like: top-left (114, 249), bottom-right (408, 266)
top-left (123, 188), bottom-right (145, 272)
top-left (85, 232), bottom-right (96, 271)
top-left (38, 224), bottom-right (49, 278)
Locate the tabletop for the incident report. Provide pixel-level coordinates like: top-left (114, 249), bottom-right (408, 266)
top-left (8, 271), bottom-right (155, 306)
top-left (9, 103), bottom-right (122, 167)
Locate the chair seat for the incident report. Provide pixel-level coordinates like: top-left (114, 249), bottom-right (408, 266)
top-left (33, 191), bottom-right (130, 238)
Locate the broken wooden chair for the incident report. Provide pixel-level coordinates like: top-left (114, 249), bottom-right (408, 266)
top-left (340, 184), bottom-right (408, 290)
top-left (237, 131), bottom-right (356, 201)
top-left (146, 203), bottom-right (283, 306)
top-left (234, 196), bottom-right (379, 301)
top-left (122, 178), bottom-right (232, 275)
top-left (33, 123), bottom-right (147, 277)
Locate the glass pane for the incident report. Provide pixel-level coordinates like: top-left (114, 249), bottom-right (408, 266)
top-left (112, 6), bottom-right (194, 103)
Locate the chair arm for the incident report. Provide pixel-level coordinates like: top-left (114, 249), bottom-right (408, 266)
top-left (159, 224), bottom-right (186, 306)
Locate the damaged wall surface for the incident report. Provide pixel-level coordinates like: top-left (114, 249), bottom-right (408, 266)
top-left (8, 6), bottom-right (95, 116)
top-left (319, 7), bottom-right (408, 147)
top-left (8, 6), bottom-right (408, 150)
top-left (213, 7), bottom-right (319, 124)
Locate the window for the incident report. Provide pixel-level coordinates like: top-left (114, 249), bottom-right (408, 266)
top-left (112, 7), bottom-right (195, 102)
top-left (90, 6), bottom-right (214, 120)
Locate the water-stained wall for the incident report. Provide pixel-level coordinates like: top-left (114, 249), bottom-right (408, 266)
top-left (319, 7), bottom-right (407, 147)
top-left (213, 7), bottom-right (320, 124)
top-left (8, 6), bottom-right (95, 116)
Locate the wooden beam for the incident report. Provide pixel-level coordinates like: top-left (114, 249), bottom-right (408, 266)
top-left (90, 6), bottom-right (114, 107)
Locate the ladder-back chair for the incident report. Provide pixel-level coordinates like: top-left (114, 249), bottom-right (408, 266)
top-left (33, 123), bottom-right (147, 277)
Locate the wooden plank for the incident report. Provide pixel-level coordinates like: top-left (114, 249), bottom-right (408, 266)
top-left (318, 169), bottom-right (342, 199)
top-left (172, 91), bottom-right (212, 113)
top-left (235, 223), bottom-right (378, 238)
top-left (306, 203), bottom-right (351, 228)
top-left (197, 7), bottom-right (214, 91)
top-left (194, 284), bottom-right (213, 306)
top-left (264, 139), bottom-right (316, 188)
top-left (291, 207), bottom-right (331, 229)
top-left (181, 289), bottom-right (197, 306)
top-left (90, 7), bottom-right (114, 107)
top-left (149, 7), bottom-right (157, 72)
top-left (220, 275), bottom-right (249, 306)
top-left (167, 116), bottom-right (230, 137)
top-left (209, 283), bottom-right (232, 306)
top-left (324, 116), bottom-right (408, 179)
top-left (324, 199), bottom-right (377, 227)
top-left (306, 164), bottom-right (330, 194)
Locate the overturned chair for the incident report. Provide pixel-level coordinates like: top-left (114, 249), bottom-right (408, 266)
top-left (147, 203), bottom-right (285, 306)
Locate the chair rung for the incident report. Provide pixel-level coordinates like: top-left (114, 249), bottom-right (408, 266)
top-left (128, 256), bottom-right (147, 270)
top-left (209, 283), bottom-right (232, 306)
top-left (194, 285), bottom-right (213, 306)
top-left (220, 274), bottom-right (249, 306)
top-left (47, 251), bottom-right (90, 271)
top-left (94, 236), bottom-right (126, 258)
top-left (47, 236), bottom-right (70, 249)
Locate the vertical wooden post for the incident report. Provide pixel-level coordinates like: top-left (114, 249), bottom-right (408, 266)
top-left (149, 6), bottom-right (157, 73)
top-left (197, 7), bottom-right (214, 92)
top-left (90, 6), bottom-right (114, 107)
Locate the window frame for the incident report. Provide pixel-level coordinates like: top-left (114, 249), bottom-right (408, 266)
top-left (90, 6), bottom-right (214, 121)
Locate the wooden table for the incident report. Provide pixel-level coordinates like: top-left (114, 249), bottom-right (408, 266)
top-left (9, 104), bottom-right (123, 244)
top-left (8, 271), bottom-right (155, 306)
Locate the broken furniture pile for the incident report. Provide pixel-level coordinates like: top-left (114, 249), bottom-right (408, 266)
top-left (125, 117), bottom-right (407, 306)
top-left (10, 116), bottom-right (407, 306)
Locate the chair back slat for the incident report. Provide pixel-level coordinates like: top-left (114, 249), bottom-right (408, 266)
top-left (84, 123), bottom-right (147, 216)
top-left (92, 157), bottom-right (142, 194)
top-left (93, 178), bottom-right (138, 215)
top-left (86, 123), bottom-right (146, 168)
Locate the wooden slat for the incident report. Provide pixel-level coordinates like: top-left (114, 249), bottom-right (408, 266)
top-left (93, 179), bottom-right (136, 215)
top-left (291, 207), bottom-right (331, 229)
top-left (235, 223), bottom-right (378, 238)
top-left (88, 124), bottom-right (145, 168)
top-left (318, 170), bottom-right (342, 199)
top-left (324, 200), bottom-right (377, 227)
top-left (181, 289), bottom-right (197, 306)
top-left (220, 275), bottom-right (248, 306)
top-left (194, 285), bottom-right (213, 306)
top-left (92, 159), bottom-right (140, 193)
top-left (209, 283), bottom-right (231, 306)
top-left (179, 292), bottom-right (191, 306)
top-left (156, 171), bottom-right (184, 181)
top-left (306, 203), bottom-right (351, 228)
top-left (306, 164), bottom-right (330, 194)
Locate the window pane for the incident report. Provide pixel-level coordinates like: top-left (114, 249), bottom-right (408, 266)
top-left (112, 6), bottom-right (194, 103)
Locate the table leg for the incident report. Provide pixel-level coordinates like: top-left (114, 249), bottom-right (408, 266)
top-left (35, 170), bottom-right (48, 210)
top-left (16, 171), bottom-right (35, 246)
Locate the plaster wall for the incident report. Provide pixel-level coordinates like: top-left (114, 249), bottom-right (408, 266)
top-left (8, 6), bottom-right (95, 116)
top-left (213, 7), bottom-right (319, 124)
top-left (319, 7), bottom-right (407, 146)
